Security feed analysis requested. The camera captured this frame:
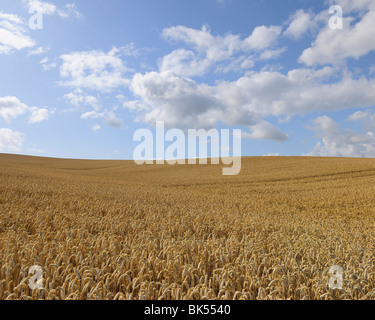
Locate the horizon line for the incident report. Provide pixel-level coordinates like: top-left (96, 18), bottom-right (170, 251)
top-left (0, 152), bottom-right (373, 161)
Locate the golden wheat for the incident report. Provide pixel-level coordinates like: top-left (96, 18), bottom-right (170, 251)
top-left (1, 154), bottom-right (375, 300)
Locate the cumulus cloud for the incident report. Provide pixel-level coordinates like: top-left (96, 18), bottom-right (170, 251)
top-left (134, 18), bottom-right (375, 143)
top-left (27, 1), bottom-right (82, 19)
top-left (128, 65), bottom-right (375, 140)
top-left (28, 107), bottom-right (51, 123)
top-left (347, 110), bottom-right (369, 122)
top-left (27, 46), bottom-right (50, 56)
top-left (40, 57), bottom-right (57, 70)
top-left (327, 0), bottom-right (375, 12)
top-left (215, 68), bottom-right (375, 117)
top-left (130, 70), bottom-right (277, 135)
top-left (259, 47), bottom-right (286, 60)
top-left (243, 121), bottom-right (288, 141)
top-left (0, 2), bottom-right (81, 55)
top-left (243, 25), bottom-right (282, 50)
top-left (215, 56), bottom-right (255, 74)
top-left (59, 47), bottom-right (131, 91)
top-left (0, 12), bottom-right (35, 54)
top-left (0, 96), bottom-right (29, 122)
top-left (159, 49), bottom-right (212, 77)
top-left (300, 9), bottom-right (375, 66)
top-left (284, 9), bottom-right (315, 40)
top-left (103, 111), bottom-right (123, 128)
top-left (0, 96), bottom-right (51, 123)
top-left (306, 116), bottom-right (375, 157)
top-left (92, 124), bottom-right (101, 132)
top-left (348, 110), bottom-right (375, 132)
top-left (130, 71), bottom-right (223, 129)
top-left (81, 110), bottom-right (123, 128)
top-left (0, 128), bottom-right (24, 152)
top-left (52, 14), bottom-right (375, 145)
top-left (163, 25), bottom-right (240, 60)
top-left (161, 25), bottom-right (283, 76)
top-left (64, 89), bottom-right (100, 111)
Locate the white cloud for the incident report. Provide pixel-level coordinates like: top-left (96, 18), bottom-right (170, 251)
top-left (327, 0), bottom-right (375, 12)
top-left (28, 0), bottom-right (56, 15)
top-left (348, 110), bottom-right (369, 122)
top-left (81, 110), bottom-right (123, 128)
top-left (128, 65), bottom-right (375, 140)
top-left (347, 110), bottom-right (375, 131)
top-left (40, 57), bottom-right (57, 70)
top-left (215, 55), bottom-right (255, 74)
top-left (130, 71), bottom-right (224, 129)
top-left (0, 96), bottom-right (51, 123)
top-left (28, 107), bottom-right (51, 123)
top-left (81, 110), bottom-right (102, 120)
top-left (243, 25), bottom-right (282, 50)
top-left (135, 15), bottom-right (375, 143)
top-left (161, 25), bottom-right (282, 76)
top-left (104, 111), bottom-right (123, 127)
top-left (215, 68), bottom-right (375, 117)
top-left (60, 3), bottom-right (82, 19)
top-left (300, 10), bottom-right (375, 66)
top-left (130, 70), bottom-right (283, 138)
top-left (163, 25), bottom-right (238, 60)
top-left (64, 90), bottom-right (100, 111)
top-left (159, 49), bottom-right (211, 77)
top-left (92, 124), bottom-right (101, 132)
top-left (263, 153), bottom-right (280, 156)
top-left (240, 70), bottom-right (375, 115)
top-left (27, 1), bottom-right (82, 19)
top-left (28, 46), bottom-right (49, 56)
top-left (259, 47), bottom-right (286, 60)
top-left (59, 48), bottom-right (130, 91)
top-left (121, 100), bottom-right (149, 111)
top-left (243, 121), bottom-right (288, 141)
top-left (0, 96), bottom-right (29, 122)
top-left (0, 128), bottom-right (24, 152)
top-left (306, 115), bottom-right (375, 157)
top-left (0, 12), bottom-right (35, 54)
top-left (284, 9), bottom-right (315, 40)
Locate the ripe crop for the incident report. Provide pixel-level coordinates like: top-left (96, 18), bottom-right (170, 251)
top-left (1, 154), bottom-right (375, 300)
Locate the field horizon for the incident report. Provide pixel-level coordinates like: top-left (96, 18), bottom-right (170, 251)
top-left (2, 152), bottom-right (372, 161)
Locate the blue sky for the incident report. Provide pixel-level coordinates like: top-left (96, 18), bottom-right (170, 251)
top-left (1, 0), bottom-right (375, 159)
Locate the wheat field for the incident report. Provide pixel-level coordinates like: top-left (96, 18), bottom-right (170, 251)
top-left (1, 153), bottom-right (375, 300)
